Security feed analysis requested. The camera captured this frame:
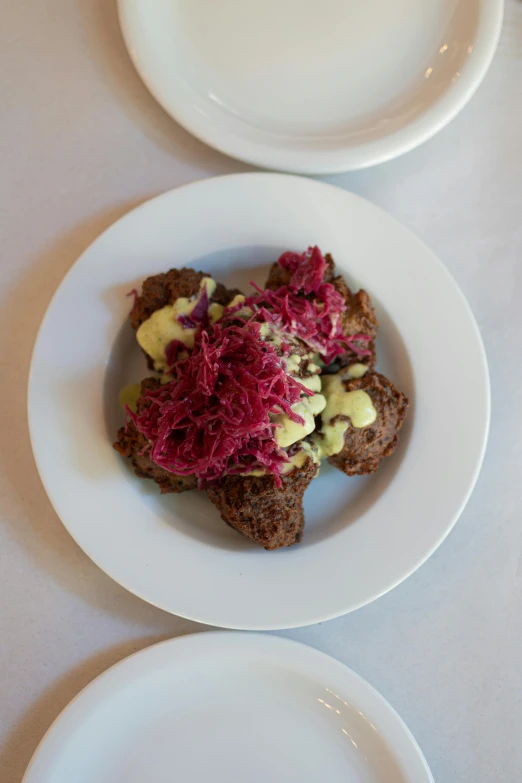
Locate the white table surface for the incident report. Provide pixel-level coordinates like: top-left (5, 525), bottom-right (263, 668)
top-left (1, 2), bottom-right (520, 781)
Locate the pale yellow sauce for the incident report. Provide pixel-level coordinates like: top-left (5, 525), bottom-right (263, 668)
top-left (297, 374), bottom-right (322, 393)
top-left (259, 321), bottom-right (287, 349)
top-left (316, 374), bottom-right (377, 457)
top-left (345, 363), bottom-right (368, 380)
top-left (209, 303), bottom-right (225, 321)
top-left (281, 449), bottom-right (308, 473)
top-left (228, 294), bottom-right (253, 320)
top-left (272, 393), bottom-right (326, 448)
top-left (280, 445), bottom-right (313, 474)
top-left (118, 383), bottom-right (142, 414)
top-left (244, 440), bottom-right (321, 477)
top-left (284, 354), bottom-right (302, 374)
top-left (307, 361), bottom-right (322, 375)
top-left (228, 294), bottom-right (245, 308)
top-left (301, 439), bottom-right (321, 466)
top-left (136, 278), bottom-right (221, 371)
top-left (241, 468), bottom-right (268, 477)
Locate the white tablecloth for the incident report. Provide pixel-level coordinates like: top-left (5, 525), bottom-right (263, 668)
top-left (1, 2), bottom-right (521, 781)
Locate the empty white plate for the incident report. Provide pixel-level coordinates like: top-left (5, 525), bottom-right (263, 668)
top-left (28, 174), bottom-right (490, 629)
top-left (23, 632), bottom-right (434, 783)
top-left (118, 0), bottom-right (503, 173)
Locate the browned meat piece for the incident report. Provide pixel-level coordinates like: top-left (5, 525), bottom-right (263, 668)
top-left (330, 275), bottom-right (378, 370)
top-left (265, 253), bottom-right (378, 369)
top-left (206, 458), bottom-right (317, 550)
top-left (114, 422), bottom-right (197, 493)
top-left (113, 378), bottom-right (197, 494)
top-left (264, 259), bottom-right (291, 291)
top-left (130, 267), bottom-right (240, 330)
top-left (327, 371), bottom-right (408, 476)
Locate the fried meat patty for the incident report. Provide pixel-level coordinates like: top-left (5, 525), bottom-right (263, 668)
top-left (113, 377), bottom-right (197, 494)
top-left (327, 371), bottom-right (408, 476)
top-left (130, 267), bottom-right (240, 330)
top-left (206, 457), bottom-right (317, 550)
top-left (265, 253), bottom-right (378, 368)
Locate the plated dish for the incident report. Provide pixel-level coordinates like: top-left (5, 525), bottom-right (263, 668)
top-left (118, 0), bottom-right (503, 173)
top-left (114, 247), bottom-right (408, 550)
top-left (22, 632), bottom-right (434, 783)
top-left (28, 174), bottom-right (489, 628)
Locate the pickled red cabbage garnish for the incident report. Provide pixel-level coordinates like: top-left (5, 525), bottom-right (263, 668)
top-left (246, 246), bottom-right (371, 364)
top-left (130, 320), bottom-right (309, 487)
top-left (129, 246), bottom-right (371, 484)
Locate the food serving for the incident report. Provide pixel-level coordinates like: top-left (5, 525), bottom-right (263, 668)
top-left (29, 174), bottom-right (489, 626)
top-left (114, 247), bottom-right (408, 550)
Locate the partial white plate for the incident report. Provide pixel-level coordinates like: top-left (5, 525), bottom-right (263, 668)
top-left (23, 632), bottom-right (434, 783)
top-left (28, 174), bottom-right (490, 629)
top-left (118, 0), bottom-right (503, 173)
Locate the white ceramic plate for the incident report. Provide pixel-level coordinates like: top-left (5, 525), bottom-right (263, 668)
top-left (118, 0), bottom-right (502, 173)
top-left (28, 174), bottom-right (489, 629)
top-left (23, 632), bottom-right (434, 783)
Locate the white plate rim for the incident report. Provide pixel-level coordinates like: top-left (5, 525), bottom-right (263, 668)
top-left (27, 173), bottom-right (491, 630)
top-left (22, 631), bottom-right (435, 783)
top-left (117, 0), bottom-right (503, 174)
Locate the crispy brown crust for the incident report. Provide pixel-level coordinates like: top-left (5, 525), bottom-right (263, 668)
top-left (130, 268), bottom-right (240, 330)
top-left (330, 276), bottom-right (378, 370)
top-left (115, 261), bottom-right (405, 548)
top-left (113, 377), bottom-right (197, 494)
top-left (327, 371), bottom-right (408, 476)
top-left (206, 459), bottom-right (317, 550)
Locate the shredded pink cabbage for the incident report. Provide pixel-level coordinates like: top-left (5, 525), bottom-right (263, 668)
top-left (131, 321), bottom-right (310, 487)
top-left (278, 246), bottom-right (327, 295)
top-left (243, 247), bottom-right (371, 364)
top-left (130, 246), bottom-right (371, 482)
top-left (344, 333), bottom-right (372, 357)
